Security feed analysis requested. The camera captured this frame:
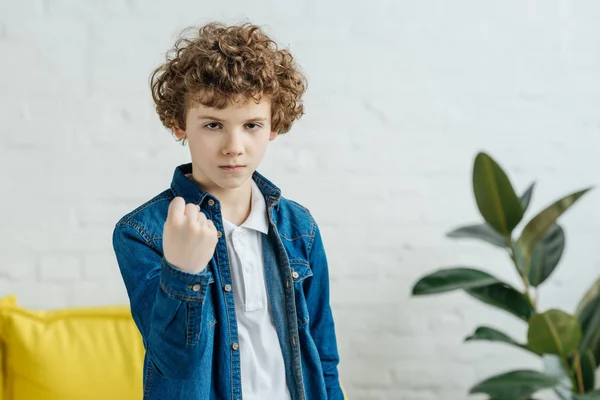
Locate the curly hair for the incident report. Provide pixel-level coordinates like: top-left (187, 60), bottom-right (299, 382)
top-left (150, 21), bottom-right (307, 143)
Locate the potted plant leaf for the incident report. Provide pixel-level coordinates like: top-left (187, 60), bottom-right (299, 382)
top-left (411, 151), bottom-right (600, 400)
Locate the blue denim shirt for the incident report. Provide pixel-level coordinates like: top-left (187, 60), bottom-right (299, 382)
top-left (112, 163), bottom-right (344, 400)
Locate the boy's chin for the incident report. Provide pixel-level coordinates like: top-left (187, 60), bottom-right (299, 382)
top-left (213, 173), bottom-right (253, 188)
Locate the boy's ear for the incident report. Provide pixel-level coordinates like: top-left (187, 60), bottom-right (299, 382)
top-left (269, 131), bottom-right (278, 141)
top-left (173, 126), bottom-right (186, 140)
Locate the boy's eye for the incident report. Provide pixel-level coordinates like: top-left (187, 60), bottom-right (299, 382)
top-left (203, 122), bottom-right (262, 130)
top-left (205, 123), bottom-right (221, 130)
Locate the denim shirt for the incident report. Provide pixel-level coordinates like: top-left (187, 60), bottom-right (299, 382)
top-left (112, 163), bottom-right (344, 400)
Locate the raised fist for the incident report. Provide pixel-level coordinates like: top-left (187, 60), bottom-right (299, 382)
top-left (163, 197), bottom-right (219, 274)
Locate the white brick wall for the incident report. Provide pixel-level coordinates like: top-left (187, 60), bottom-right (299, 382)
top-left (1, 1), bottom-right (599, 399)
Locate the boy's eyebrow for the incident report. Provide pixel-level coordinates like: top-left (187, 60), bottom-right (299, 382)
top-left (197, 115), bottom-right (268, 123)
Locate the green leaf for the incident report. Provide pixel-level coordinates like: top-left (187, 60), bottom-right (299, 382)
top-left (469, 369), bottom-right (560, 400)
top-left (574, 390), bottom-right (600, 400)
top-left (527, 309), bottom-right (582, 357)
top-left (465, 326), bottom-right (521, 345)
top-left (446, 223), bottom-right (509, 248)
top-left (465, 326), bottom-right (538, 354)
top-left (576, 277), bottom-right (600, 362)
top-left (576, 277), bottom-right (600, 316)
top-left (517, 187), bottom-right (592, 276)
top-left (579, 348), bottom-right (596, 393)
top-left (472, 152), bottom-right (524, 236)
top-left (411, 267), bottom-right (499, 295)
top-left (527, 224), bottom-right (565, 287)
top-left (577, 295), bottom-right (600, 364)
top-left (466, 283), bottom-right (535, 322)
top-left (521, 182), bottom-right (536, 214)
top-left (411, 268), bottom-right (534, 321)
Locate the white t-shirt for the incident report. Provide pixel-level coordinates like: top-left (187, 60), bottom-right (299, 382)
top-left (222, 180), bottom-right (291, 400)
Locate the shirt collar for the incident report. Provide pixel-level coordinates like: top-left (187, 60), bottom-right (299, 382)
top-left (222, 180), bottom-right (268, 234)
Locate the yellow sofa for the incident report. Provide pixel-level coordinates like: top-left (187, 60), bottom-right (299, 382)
top-left (0, 295), bottom-right (347, 399)
top-left (0, 295), bottom-right (145, 400)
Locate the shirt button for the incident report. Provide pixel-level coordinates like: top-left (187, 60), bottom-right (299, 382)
top-left (191, 284), bottom-right (201, 292)
top-left (208, 199), bottom-right (215, 206)
top-left (232, 342), bottom-right (239, 350)
top-left (224, 284), bottom-right (232, 292)
top-left (217, 231), bottom-right (223, 238)
top-left (292, 270), bottom-right (299, 279)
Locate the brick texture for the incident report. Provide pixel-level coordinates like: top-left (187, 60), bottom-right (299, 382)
top-left (1, 1), bottom-right (599, 398)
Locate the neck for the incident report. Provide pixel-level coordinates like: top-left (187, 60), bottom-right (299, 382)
top-left (186, 172), bottom-right (253, 225)
top-left (219, 185), bottom-right (252, 225)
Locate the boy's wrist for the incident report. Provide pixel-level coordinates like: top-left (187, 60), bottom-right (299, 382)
top-left (159, 257), bottom-right (212, 302)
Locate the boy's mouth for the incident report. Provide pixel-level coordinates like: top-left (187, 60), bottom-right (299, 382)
top-left (220, 165), bottom-right (246, 172)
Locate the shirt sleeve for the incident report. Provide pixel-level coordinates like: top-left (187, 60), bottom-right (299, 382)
top-left (112, 221), bottom-right (214, 380)
top-left (306, 219), bottom-right (345, 400)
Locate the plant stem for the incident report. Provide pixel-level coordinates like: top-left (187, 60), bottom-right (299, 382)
top-left (573, 350), bottom-right (585, 394)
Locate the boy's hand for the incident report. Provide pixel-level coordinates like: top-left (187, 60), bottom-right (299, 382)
top-left (163, 197), bottom-right (219, 274)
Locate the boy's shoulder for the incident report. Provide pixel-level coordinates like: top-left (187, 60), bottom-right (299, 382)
top-left (113, 189), bottom-right (174, 241)
top-left (273, 196), bottom-right (317, 234)
top-left (113, 186), bottom-right (318, 240)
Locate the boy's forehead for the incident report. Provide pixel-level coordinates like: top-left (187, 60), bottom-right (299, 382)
top-left (189, 96), bottom-right (271, 117)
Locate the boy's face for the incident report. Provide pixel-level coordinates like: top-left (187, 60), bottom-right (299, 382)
top-left (173, 95), bottom-right (277, 199)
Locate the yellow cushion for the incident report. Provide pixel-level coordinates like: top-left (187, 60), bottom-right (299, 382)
top-left (0, 295), bottom-right (144, 400)
top-left (0, 295), bottom-right (15, 400)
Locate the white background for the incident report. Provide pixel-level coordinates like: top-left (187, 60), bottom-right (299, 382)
top-left (1, 1), bottom-right (599, 398)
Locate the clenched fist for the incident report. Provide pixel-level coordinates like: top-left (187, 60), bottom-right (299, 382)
top-left (163, 197), bottom-right (219, 274)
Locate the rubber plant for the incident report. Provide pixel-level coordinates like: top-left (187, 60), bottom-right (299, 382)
top-left (411, 151), bottom-right (600, 400)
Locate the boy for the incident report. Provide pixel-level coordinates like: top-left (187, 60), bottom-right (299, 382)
top-left (112, 21), bottom-right (344, 400)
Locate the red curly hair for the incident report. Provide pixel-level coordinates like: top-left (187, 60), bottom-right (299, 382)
top-left (150, 21), bottom-right (307, 143)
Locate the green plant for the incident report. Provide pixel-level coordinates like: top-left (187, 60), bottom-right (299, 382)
top-left (411, 151), bottom-right (600, 400)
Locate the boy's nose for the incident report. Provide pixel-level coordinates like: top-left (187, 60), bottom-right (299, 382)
top-left (222, 131), bottom-right (244, 155)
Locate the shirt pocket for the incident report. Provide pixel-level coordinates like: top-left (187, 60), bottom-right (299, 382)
top-left (290, 261), bottom-right (313, 326)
